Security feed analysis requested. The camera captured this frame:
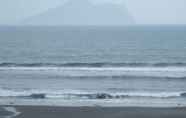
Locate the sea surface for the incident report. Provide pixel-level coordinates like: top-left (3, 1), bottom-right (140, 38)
top-left (0, 26), bottom-right (186, 107)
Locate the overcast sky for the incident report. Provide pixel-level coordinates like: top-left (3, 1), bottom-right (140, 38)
top-left (0, 0), bottom-right (186, 25)
top-left (125, 0), bottom-right (186, 24)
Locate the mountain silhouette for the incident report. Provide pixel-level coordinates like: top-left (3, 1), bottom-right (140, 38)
top-left (22, 0), bottom-right (134, 26)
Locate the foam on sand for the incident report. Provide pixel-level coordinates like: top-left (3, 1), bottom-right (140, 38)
top-left (0, 107), bottom-right (21, 118)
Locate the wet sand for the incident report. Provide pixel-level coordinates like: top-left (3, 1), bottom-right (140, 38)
top-left (0, 107), bottom-right (14, 116)
top-left (1, 106), bottom-right (186, 118)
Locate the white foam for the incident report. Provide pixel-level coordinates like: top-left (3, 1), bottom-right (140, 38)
top-left (2, 107), bottom-right (20, 118)
top-left (0, 67), bottom-right (186, 78)
top-left (0, 66), bottom-right (186, 71)
top-left (0, 88), bottom-right (185, 98)
top-left (113, 91), bottom-right (182, 98)
top-left (1, 99), bottom-right (186, 108)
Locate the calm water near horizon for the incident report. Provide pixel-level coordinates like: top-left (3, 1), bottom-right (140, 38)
top-left (0, 26), bottom-right (186, 107)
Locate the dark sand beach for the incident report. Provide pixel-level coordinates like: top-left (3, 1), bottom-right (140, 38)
top-left (1, 106), bottom-right (186, 118)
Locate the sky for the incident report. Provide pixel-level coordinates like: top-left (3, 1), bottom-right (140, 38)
top-left (0, 0), bottom-right (186, 25)
top-left (0, 0), bottom-right (65, 24)
top-left (125, 0), bottom-right (186, 24)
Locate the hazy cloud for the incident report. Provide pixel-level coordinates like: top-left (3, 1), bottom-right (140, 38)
top-left (0, 0), bottom-right (186, 25)
top-left (125, 0), bottom-right (186, 24)
top-left (0, 0), bottom-right (65, 25)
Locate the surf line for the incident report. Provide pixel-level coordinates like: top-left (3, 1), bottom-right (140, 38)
top-left (3, 107), bottom-right (21, 118)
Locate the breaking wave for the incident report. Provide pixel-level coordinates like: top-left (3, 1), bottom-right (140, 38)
top-left (1, 62), bottom-right (186, 67)
top-left (0, 89), bottom-right (186, 100)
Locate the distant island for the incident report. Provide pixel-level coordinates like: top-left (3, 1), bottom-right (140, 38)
top-left (21, 0), bottom-right (134, 26)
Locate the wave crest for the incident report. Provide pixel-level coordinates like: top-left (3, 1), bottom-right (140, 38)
top-left (0, 89), bottom-right (186, 99)
top-left (1, 62), bottom-right (186, 67)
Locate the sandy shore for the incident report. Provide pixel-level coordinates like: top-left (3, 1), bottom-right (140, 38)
top-left (1, 106), bottom-right (186, 118)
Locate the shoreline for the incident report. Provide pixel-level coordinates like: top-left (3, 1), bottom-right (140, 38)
top-left (1, 105), bottom-right (186, 118)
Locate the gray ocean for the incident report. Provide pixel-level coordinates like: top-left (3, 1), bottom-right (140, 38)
top-left (0, 26), bottom-right (186, 107)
